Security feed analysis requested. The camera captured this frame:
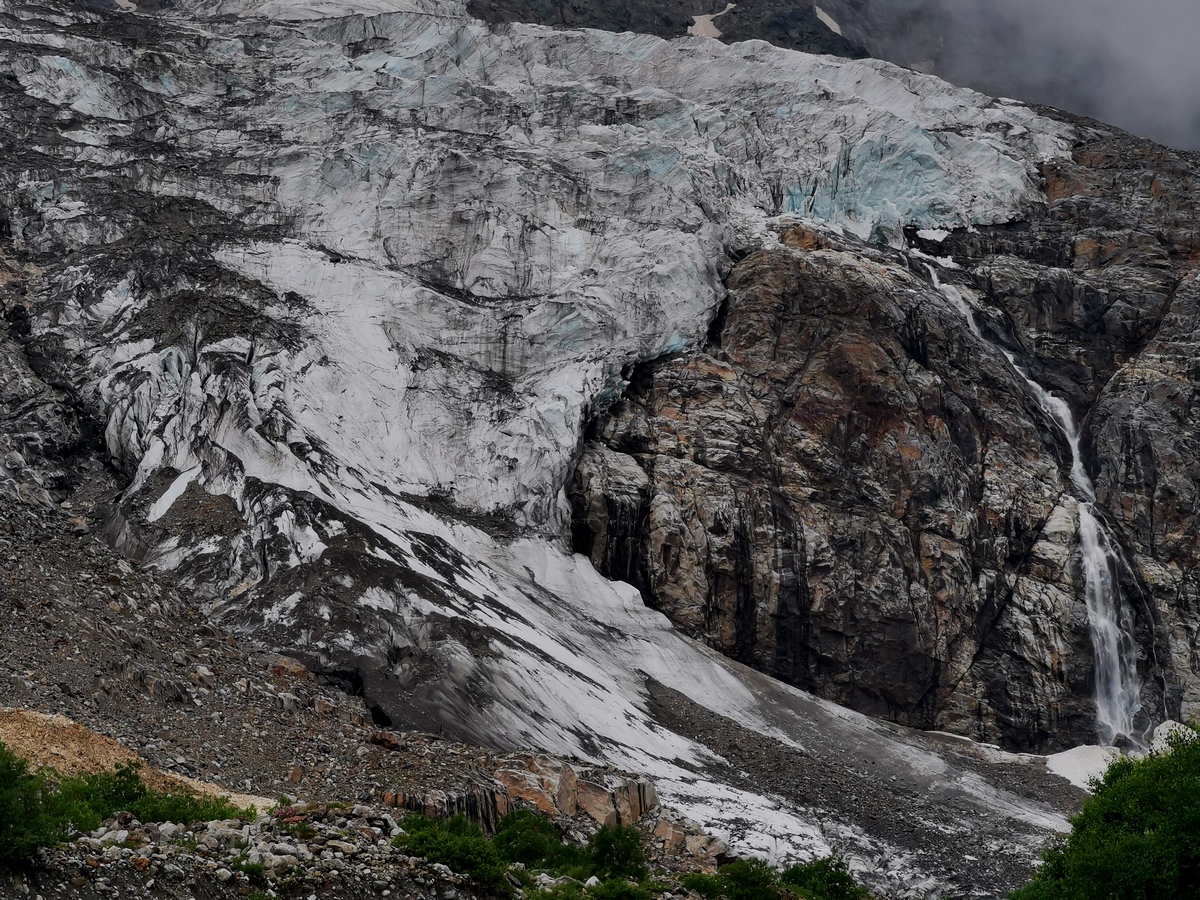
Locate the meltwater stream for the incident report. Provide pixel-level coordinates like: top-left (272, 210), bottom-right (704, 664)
top-left (928, 266), bottom-right (1143, 744)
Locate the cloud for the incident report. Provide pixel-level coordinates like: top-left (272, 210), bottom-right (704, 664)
top-left (949, 0), bottom-right (1200, 148)
top-left (826, 0), bottom-right (1200, 149)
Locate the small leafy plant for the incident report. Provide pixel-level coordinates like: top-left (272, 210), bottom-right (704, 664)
top-left (393, 806), bottom-right (873, 900)
top-left (684, 855), bottom-right (871, 900)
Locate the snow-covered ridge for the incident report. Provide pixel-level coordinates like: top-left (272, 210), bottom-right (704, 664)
top-left (2, 0), bottom-right (1079, 892)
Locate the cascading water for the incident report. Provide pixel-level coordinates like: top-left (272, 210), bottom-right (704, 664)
top-left (927, 265), bottom-right (1142, 745)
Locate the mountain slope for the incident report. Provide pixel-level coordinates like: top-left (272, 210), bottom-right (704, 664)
top-left (1, 0), bottom-right (1182, 895)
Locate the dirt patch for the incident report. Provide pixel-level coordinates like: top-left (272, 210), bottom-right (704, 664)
top-left (0, 708), bottom-right (271, 809)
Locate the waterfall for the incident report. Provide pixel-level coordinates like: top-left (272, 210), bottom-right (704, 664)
top-left (927, 265), bottom-right (1143, 745)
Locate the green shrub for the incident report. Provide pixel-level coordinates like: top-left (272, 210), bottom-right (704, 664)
top-left (683, 856), bottom-right (874, 900)
top-left (0, 740), bottom-right (244, 862)
top-left (396, 811), bottom-right (653, 895)
top-left (682, 872), bottom-right (726, 899)
top-left (1010, 725), bottom-right (1200, 900)
top-left (680, 859), bottom-right (781, 900)
top-left (395, 813), bottom-right (511, 895)
top-left (588, 825), bottom-right (647, 880)
top-left (46, 762), bottom-right (146, 833)
top-left (781, 856), bottom-right (871, 900)
top-left (45, 760), bottom-right (238, 831)
top-left (0, 743), bottom-right (60, 861)
top-left (589, 878), bottom-right (653, 900)
top-left (540, 882), bottom-right (587, 900)
top-left (494, 808), bottom-right (574, 867)
top-left (539, 877), bottom-right (651, 900)
top-left (716, 858), bottom-right (783, 900)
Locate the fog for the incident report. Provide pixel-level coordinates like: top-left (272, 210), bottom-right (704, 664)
top-left (823, 0), bottom-right (1200, 150)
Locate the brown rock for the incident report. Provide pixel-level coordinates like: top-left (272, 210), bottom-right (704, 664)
top-left (264, 654), bottom-right (312, 682)
top-left (369, 731), bottom-right (402, 751)
top-left (575, 779), bottom-right (618, 827)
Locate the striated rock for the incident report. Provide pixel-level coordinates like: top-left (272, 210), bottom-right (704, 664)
top-left (576, 240), bottom-right (1104, 748)
top-left (387, 754), bottom-right (658, 831)
top-left (577, 125), bottom-right (1200, 750)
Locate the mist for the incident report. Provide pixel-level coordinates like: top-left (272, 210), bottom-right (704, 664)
top-left (823, 0), bottom-right (1200, 150)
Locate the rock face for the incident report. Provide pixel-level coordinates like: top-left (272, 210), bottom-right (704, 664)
top-left (575, 128), bottom-right (1200, 751)
top-left (0, 254), bottom-right (86, 510)
top-left (466, 0), bottom-right (867, 58)
top-left (576, 235), bottom-right (1095, 748)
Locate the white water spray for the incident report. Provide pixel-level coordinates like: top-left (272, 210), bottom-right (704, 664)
top-left (927, 265), bottom-right (1142, 745)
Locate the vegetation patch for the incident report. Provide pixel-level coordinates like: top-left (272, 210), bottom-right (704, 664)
top-left (395, 808), bottom-right (872, 900)
top-left (395, 809), bottom-right (650, 897)
top-left (1011, 724), bottom-right (1200, 900)
top-left (682, 855), bottom-right (872, 900)
top-left (0, 739), bottom-right (244, 862)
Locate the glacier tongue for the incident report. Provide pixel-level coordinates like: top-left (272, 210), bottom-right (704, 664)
top-left (0, 0), bottom-right (1082, 893)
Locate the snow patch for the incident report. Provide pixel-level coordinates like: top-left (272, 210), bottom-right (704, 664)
top-left (146, 466), bottom-right (201, 524)
top-left (814, 5), bottom-right (843, 36)
top-left (1045, 745), bottom-right (1118, 791)
top-left (689, 3), bottom-right (736, 38)
top-left (916, 227), bottom-right (950, 242)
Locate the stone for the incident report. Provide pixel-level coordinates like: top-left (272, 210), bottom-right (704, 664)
top-left (369, 732), bottom-right (402, 752)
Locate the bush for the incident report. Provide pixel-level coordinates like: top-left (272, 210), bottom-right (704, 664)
top-left (716, 859), bottom-right (783, 900)
top-left (682, 855), bottom-right (872, 900)
top-left (396, 814), bottom-right (511, 895)
top-left (494, 808), bottom-right (574, 867)
top-left (126, 787), bottom-right (240, 826)
top-left (397, 810), bottom-right (656, 896)
top-left (1010, 725), bottom-right (1200, 900)
top-left (0, 743), bottom-right (60, 861)
top-left (0, 740), bottom-right (244, 861)
top-left (682, 871), bottom-right (726, 899)
top-left (682, 859), bottom-right (781, 900)
top-left (781, 855), bottom-right (872, 900)
top-left (588, 825), bottom-right (647, 880)
top-left (589, 879), bottom-right (653, 900)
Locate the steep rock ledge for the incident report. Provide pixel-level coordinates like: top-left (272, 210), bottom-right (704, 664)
top-left (575, 126), bottom-right (1200, 750)
top-left (575, 236), bottom-right (1100, 749)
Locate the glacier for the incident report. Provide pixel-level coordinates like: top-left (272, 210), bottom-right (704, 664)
top-left (0, 0), bottom-right (1088, 893)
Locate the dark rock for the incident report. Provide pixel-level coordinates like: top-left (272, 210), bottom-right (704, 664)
top-left (575, 130), bottom-right (1200, 750)
top-left (467, 0), bottom-right (868, 58)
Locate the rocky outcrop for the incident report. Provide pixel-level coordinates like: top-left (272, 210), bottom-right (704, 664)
top-left (575, 234), bottom-right (1100, 749)
top-left (466, 0), bottom-right (866, 57)
top-left (378, 754), bottom-right (658, 832)
top-left (0, 253), bottom-right (87, 511)
top-left (575, 127), bottom-right (1200, 751)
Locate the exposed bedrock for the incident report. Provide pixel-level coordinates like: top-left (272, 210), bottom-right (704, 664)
top-left (575, 240), bottom-right (1101, 750)
top-left (574, 129), bottom-right (1200, 751)
top-left (1090, 274), bottom-right (1200, 723)
top-left (466, 0), bottom-right (868, 58)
